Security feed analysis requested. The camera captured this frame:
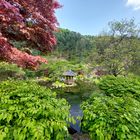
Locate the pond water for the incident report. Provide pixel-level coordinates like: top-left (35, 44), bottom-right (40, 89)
top-left (58, 92), bottom-right (91, 132)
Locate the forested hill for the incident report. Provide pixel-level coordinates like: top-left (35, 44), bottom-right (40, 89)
top-left (53, 28), bottom-right (94, 62)
top-left (52, 19), bottom-right (140, 76)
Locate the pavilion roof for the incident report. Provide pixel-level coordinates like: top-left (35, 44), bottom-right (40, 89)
top-left (63, 70), bottom-right (76, 76)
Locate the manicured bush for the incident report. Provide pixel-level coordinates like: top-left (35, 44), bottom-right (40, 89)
top-left (0, 80), bottom-right (72, 140)
top-left (81, 96), bottom-right (140, 140)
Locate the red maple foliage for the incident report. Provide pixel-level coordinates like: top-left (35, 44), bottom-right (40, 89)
top-left (0, 0), bottom-right (61, 69)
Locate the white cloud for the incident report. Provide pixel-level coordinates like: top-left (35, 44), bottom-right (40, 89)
top-left (126, 0), bottom-right (140, 10)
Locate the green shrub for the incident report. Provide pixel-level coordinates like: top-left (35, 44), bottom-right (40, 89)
top-left (98, 76), bottom-right (140, 100)
top-left (0, 62), bottom-right (25, 81)
top-left (0, 80), bottom-right (72, 140)
top-left (24, 69), bottom-right (36, 78)
top-left (81, 96), bottom-right (140, 140)
top-left (75, 76), bottom-right (97, 93)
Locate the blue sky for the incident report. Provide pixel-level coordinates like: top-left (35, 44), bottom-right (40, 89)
top-left (55, 0), bottom-right (140, 35)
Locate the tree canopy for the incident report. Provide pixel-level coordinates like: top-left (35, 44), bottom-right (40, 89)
top-left (53, 28), bottom-right (93, 62)
top-left (0, 0), bottom-right (60, 69)
top-left (95, 19), bottom-right (140, 76)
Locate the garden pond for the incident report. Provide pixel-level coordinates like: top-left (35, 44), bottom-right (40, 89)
top-left (58, 91), bottom-right (92, 133)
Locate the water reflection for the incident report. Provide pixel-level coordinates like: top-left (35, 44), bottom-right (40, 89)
top-left (58, 92), bottom-right (87, 132)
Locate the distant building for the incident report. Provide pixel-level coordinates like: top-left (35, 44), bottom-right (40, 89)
top-left (63, 70), bottom-right (76, 85)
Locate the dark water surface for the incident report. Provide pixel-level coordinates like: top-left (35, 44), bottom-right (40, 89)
top-left (58, 92), bottom-right (91, 132)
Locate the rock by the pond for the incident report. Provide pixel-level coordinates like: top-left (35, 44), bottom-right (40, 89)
top-left (71, 133), bottom-right (90, 140)
top-left (68, 126), bottom-right (77, 134)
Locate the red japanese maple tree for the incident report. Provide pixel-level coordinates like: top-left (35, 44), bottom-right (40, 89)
top-left (0, 0), bottom-right (61, 69)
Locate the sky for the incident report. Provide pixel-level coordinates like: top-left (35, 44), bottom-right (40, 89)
top-left (55, 0), bottom-right (140, 35)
